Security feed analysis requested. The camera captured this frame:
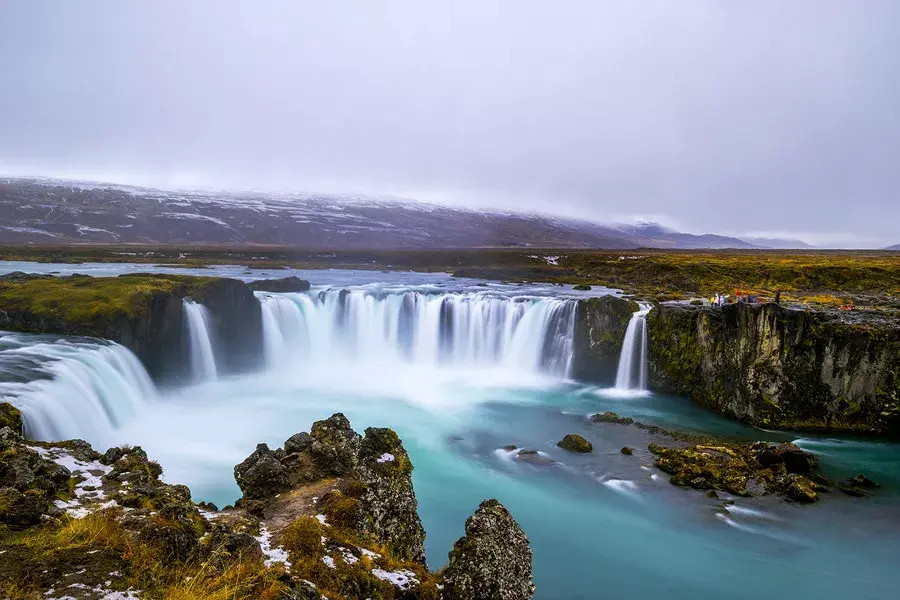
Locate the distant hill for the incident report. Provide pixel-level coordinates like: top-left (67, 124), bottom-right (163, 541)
top-left (0, 176), bottom-right (807, 250)
top-left (740, 236), bottom-right (815, 250)
top-left (887, 243), bottom-right (900, 251)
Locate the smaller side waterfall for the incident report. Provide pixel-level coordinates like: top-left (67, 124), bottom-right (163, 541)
top-left (615, 304), bottom-right (652, 391)
top-left (183, 299), bottom-right (218, 382)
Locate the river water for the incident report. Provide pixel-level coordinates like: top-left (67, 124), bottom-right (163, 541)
top-left (1, 262), bottom-right (898, 599)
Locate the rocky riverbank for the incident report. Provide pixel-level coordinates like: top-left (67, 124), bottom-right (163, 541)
top-left (587, 411), bottom-right (880, 503)
top-left (0, 404), bottom-right (534, 600)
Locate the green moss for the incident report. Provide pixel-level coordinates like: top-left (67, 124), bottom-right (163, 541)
top-left (0, 274), bottom-right (222, 325)
top-left (320, 491), bottom-right (364, 530)
top-left (281, 516), bottom-right (326, 560)
top-left (0, 403), bottom-right (23, 433)
top-left (556, 434), bottom-right (593, 453)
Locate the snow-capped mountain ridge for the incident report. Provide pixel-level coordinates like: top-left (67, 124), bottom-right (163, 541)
top-left (0, 176), bottom-right (806, 249)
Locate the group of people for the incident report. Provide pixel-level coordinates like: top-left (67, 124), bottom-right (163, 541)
top-left (710, 290), bottom-right (782, 306)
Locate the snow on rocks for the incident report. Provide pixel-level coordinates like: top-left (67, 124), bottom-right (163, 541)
top-left (376, 453), bottom-right (395, 463)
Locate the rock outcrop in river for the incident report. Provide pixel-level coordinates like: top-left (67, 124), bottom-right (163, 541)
top-left (0, 404), bottom-right (535, 600)
top-left (570, 296), bottom-right (639, 384)
top-left (646, 302), bottom-right (900, 434)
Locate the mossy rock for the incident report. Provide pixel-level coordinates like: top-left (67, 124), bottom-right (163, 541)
top-left (620, 447), bottom-right (633, 456)
top-left (557, 434), bottom-right (593, 453)
top-left (0, 402), bottom-right (23, 434)
top-left (573, 284), bottom-right (592, 291)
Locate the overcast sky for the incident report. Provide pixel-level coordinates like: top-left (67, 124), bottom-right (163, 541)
top-left (1, 1), bottom-right (898, 247)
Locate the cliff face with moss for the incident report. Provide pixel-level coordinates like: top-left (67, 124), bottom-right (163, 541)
top-left (0, 273), bottom-right (262, 382)
top-left (646, 303), bottom-right (900, 434)
top-left (570, 296), bottom-right (639, 384)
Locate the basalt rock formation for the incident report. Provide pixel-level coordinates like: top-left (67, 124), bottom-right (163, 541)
top-left (249, 276), bottom-right (311, 293)
top-left (570, 295), bottom-right (640, 384)
top-left (646, 302), bottom-right (900, 434)
top-left (0, 406), bottom-right (535, 600)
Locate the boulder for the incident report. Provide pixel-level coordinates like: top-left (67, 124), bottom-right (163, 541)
top-left (621, 447), bottom-right (634, 455)
top-left (233, 443), bottom-right (292, 500)
top-left (515, 450), bottom-right (553, 466)
top-left (753, 442), bottom-right (816, 474)
top-left (557, 434), bottom-right (593, 453)
top-left (848, 473), bottom-right (879, 488)
top-left (572, 284), bottom-right (592, 291)
top-left (443, 499), bottom-right (535, 600)
top-left (0, 487), bottom-right (47, 529)
top-left (0, 403), bottom-right (23, 434)
top-left (249, 276), bottom-right (311, 293)
top-left (781, 474), bottom-right (818, 503)
top-left (591, 411), bottom-right (620, 423)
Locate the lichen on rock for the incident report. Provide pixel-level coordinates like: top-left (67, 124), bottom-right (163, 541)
top-left (443, 499), bottom-right (535, 600)
top-left (556, 434), bottom-right (593, 453)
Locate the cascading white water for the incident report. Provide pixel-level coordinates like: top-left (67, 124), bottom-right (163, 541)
top-left (0, 335), bottom-right (157, 442)
top-left (615, 304), bottom-right (652, 391)
top-left (183, 299), bottom-right (218, 382)
top-left (258, 290), bottom-right (577, 377)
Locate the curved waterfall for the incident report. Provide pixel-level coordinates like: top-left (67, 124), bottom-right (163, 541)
top-left (614, 304), bottom-right (651, 391)
top-left (258, 290), bottom-right (577, 377)
top-left (183, 299), bottom-right (218, 382)
top-left (0, 334), bottom-right (157, 442)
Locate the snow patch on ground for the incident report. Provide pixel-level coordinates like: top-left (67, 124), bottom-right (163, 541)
top-left (526, 254), bottom-right (561, 265)
top-left (371, 568), bottom-right (419, 590)
top-left (376, 453), bottom-right (395, 463)
top-left (255, 526), bottom-right (291, 570)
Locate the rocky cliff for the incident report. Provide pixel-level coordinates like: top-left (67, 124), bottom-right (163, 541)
top-left (646, 302), bottom-right (900, 434)
top-left (0, 404), bottom-right (535, 600)
top-left (570, 296), bottom-right (640, 384)
top-left (0, 273), bottom-right (263, 383)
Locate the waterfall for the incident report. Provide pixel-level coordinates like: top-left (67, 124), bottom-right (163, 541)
top-left (183, 299), bottom-right (218, 382)
top-left (258, 290), bottom-right (577, 377)
top-left (0, 334), bottom-right (157, 442)
top-left (615, 304), bottom-right (652, 391)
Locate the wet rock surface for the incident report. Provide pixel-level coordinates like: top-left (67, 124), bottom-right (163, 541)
top-left (587, 408), bottom-right (866, 504)
top-left (556, 433), bottom-right (593, 453)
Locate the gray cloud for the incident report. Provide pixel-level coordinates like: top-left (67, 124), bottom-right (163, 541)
top-left (1, 0), bottom-right (898, 247)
